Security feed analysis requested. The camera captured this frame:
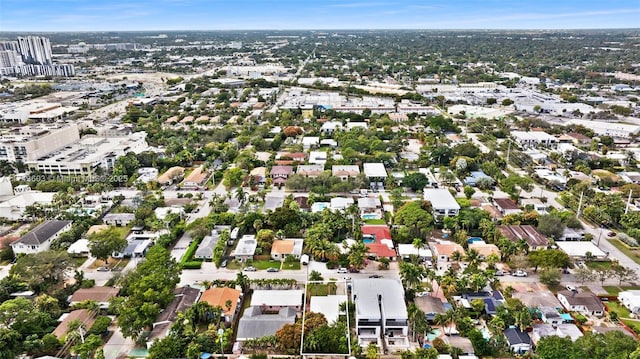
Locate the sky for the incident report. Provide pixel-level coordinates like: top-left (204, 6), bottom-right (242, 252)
top-left (1, 0), bottom-right (639, 32)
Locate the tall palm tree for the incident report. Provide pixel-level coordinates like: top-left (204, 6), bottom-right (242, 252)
top-left (399, 262), bottom-right (425, 291)
top-left (348, 241), bottom-right (369, 269)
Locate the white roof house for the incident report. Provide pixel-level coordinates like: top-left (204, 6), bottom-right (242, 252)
top-left (330, 197), bottom-right (354, 211)
top-left (424, 188), bottom-right (460, 217)
top-left (556, 242), bottom-right (607, 259)
top-left (397, 243), bottom-right (433, 259)
top-left (309, 151), bottom-right (328, 165)
top-left (566, 119), bottom-right (640, 139)
top-left (619, 290), bottom-right (640, 314)
top-left (251, 290), bottom-right (304, 308)
top-left (351, 278), bottom-right (408, 349)
top-left (511, 131), bottom-right (557, 148)
top-left (310, 295), bottom-right (348, 324)
top-left (232, 235), bottom-right (258, 261)
top-left (363, 163), bottom-right (388, 178)
top-left (302, 136), bottom-right (320, 149)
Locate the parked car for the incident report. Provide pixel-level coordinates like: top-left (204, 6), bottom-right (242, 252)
top-left (608, 231), bottom-right (616, 237)
top-left (416, 291), bottom-right (430, 297)
top-left (244, 266), bottom-right (256, 272)
top-left (348, 267), bottom-right (360, 273)
top-left (220, 260), bottom-right (227, 268)
top-left (495, 270), bottom-right (505, 276)
top-left (512, 270), bottom-right (528, 277)
top-left (337, 267), bottom-right (348, 274)
top-left (267, 267), bottom-right (279, 272)
top-left (369, 274), bottom-right (382, 278)
top-left (96, 266), bottom-right (110, 272)
top-left (566, 285), bottom-right (578, 292)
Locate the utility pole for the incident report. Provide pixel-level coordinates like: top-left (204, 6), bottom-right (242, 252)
top-left (506, 140), bottom-right (511, 165)
top-left (577, 191), bottom-right (584, 217)
top-left (625, 190), bottom-right (633, 214)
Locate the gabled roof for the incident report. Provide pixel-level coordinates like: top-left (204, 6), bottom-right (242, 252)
top-left (270, 165), bottom-right (294, 176)
top-left (236, 306), bottom-right (296, 340)
top-left (70, 286), bottom-right (119, 303)
top-left (366, 243), bottom-right (396, 257)
top-left (155, 286), bottom-right (200, 324)
top-left (494, 198), bottom-right (520, 211)
top-left (557, 290), bottom-right (604, 312)
top-left (13, 220), bottom-right (71, 246)
top-left (498, 225), bottom-right (549, 248)
top-left (361, 225), bottom-right (392, 241)
top-left (53, 309), bottom-right (96, 339)
top-left (504, 327), bottom-right (531, 345)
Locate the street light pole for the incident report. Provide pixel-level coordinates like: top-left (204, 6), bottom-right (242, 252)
top-left (596, 225), bottom-right (604, 247)
top-left (217, 328), bottom-right (224, 356)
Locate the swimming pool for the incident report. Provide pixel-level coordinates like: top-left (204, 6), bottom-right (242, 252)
top-left (468, 237), bottom-right (483, 243)
top-left (426, 328), bottom-right (442, 342)
top-left (362, 213), bottom-right (381, 220)
top-left (363, 238), bottom-right (375, 244)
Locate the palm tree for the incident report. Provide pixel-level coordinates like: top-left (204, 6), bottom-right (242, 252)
top-left (464, 249), bottom-right (482, 271)
top-left (434, 309), bottom-right (456, 335)
top-left (407, 303), bottom-right (427, 342)
top-left (399, 262), bottom-right (425, 291)
top-left (348, 241), bottom-right (369, 269)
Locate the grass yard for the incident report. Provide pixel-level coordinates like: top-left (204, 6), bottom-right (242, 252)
top-left (586, 261), bottom-right (614, 270)
top-left (252, 260), bottom-right (281, 270)
top-left (603, 285), bottom-right (640, 295)
top-left (72, 257), bottom-right (88, 267)
top-left (282, 261), bottom-right (301, 270)
top-left (622, 319), bottom-right (640, 335)
top-left (226, 260), bottom-right (242, 270)
top-left (365, 219), bottom-right (386, 225)
top-left (606, 301), bottom-right (632, 319)
top-left (608, 238), bottom-right (640, 266)
top-left (308, 283), bottom-right (337, 296)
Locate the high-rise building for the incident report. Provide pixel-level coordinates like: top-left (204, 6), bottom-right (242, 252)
top-left (17, 36), bottom-right (52, 65)
top-left (0, 50), bottom-right (23, 68)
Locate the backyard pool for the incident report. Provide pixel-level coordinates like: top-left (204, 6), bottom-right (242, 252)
top-left (363, 238), bottom-right (375, 244)
top-left (426, 328), bottom-right (442, 342)
top-left (468, 237), bottom-right (483, 243)
top-left (362, 213), bottom-right (381, 220)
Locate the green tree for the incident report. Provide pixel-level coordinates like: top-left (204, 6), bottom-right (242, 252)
top-left (87, 227), bottom-right (128, 265)
top-left (222, 167), bottom-right (244, 188)
top-left (537, 214), bottom-right (566, 240)
top-left (535, 335), bottom-right (574, 359)
top-left (403, 172), bottom-right (429, 191)
top-left (394, 201), bottom-right (434, 237)
top-left (10, 251), bottom-right (76, 293)
top-left (463, 185), bottom-right (475, 199)
top-left (399, 262), bottom-right (426, 291)
top-left (538, 268), bottom-right (561, 287)
top-left (0, 328), bottom-right (21, 359)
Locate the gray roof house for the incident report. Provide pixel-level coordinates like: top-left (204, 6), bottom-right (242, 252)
top-left (194, 230), bottom-right (221, 260)
top-left (11, 220), bottom-right (72, 254)
top-left (236, 306), bottom-right (296, 341)
top-left (103, 213), bottom-right (135, 227)
top-left (146, 286), bottom-right (200, 348)
top-left (504, 327), bottom-right (531, 355)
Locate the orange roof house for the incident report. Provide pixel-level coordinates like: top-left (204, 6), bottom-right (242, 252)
top-left (199, 287), bottom-right (242, 321)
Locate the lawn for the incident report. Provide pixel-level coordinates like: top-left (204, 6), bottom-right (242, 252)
top-left (586, 261), bottom-right (614, 270)
top-left (603, 285), bottom-right (640, 296)
top-left (365, 219), bottom-right (386, 225)
top-left (308, 283), bottom-right (337, 296)
top-left (608, 238), bottom-right (640, 266)
top-left (89, 257), bottom-right (129, 270)
top-left (622, 319), bottom-right (640, 335)
top-left (606, 301), bottom-right (632, 319)
top-left (252, 260), bottom-right (281, 270)
top-left (226, 260), bottom-right (241, 270)
top-left (282, 261), bottom-right (301, 270)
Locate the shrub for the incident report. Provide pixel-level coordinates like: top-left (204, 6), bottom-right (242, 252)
top-left (89, 316), bottom-right (112, 336)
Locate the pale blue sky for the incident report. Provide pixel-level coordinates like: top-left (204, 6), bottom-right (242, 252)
top-left (1, 0), bottom-right (639, 31)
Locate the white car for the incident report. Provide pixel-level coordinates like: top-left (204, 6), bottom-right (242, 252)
top-left (566, 285), bottom-right (578, 292)
top-left (416, 291), bottom-right (430, 297)
top-left (512, 270), bottom-right (528, 277)
top-left (337, 267), bottom-right (348, 274)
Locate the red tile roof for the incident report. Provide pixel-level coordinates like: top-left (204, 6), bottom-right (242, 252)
top-left (366, 243), bottom-right (397, 257)
top-left (361, 225), bottom-right (392, 241)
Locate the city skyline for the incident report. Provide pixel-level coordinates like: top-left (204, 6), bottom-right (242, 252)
top-left (1, 0), bottom-right (640, 32)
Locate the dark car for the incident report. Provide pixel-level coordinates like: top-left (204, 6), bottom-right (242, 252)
top-left (267, 267), bottom-right (279, 272)
top-left (369, 274), bottom-right (382, 278)
top-left (607, 231), bottom-right (616, 237)
top-left (348, 267), bottom-right (360, 273)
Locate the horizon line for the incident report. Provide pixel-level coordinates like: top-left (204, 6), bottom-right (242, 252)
top-left (1, 27), bottom-right (639, 34)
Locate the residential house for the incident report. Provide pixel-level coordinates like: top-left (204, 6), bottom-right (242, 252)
top-left (330, 196), bottom-right (354, 211)
top-left (181, 166), bottom-right (208, 189)
top-left (269, 165), bottom-right (293, 187)
top-left (146, 286), bottom-right (200, 348)
top-left (309, 151), bottom-right (328, 165)
top-left (430, 240), bottom-right (465, 264)
top-left (464, 171), bottom-right (493, 187)
top-left (332, 165), bottom-right (360, 181)
top-left (251, 289), bottom-right (304, 311)
top-left (236, 306), bottom-right (296, 341)
top-left (274, 152), bottom-right (306, 165)
top-left (310, 295), bottom-right (348, 323)
top-left (619, 290), bottom-right (640, 315)
top-left (397, 243), bottom-right (432, 262)
top-left (199, 287), bottom-right (242, 322)
top-left (232, 235), bottom-right (257, 262)
top-left (363, 163), bottom-right (387, 189)
top-left (565, 132), bottom-right (593, 146)
top-left (521, 198), bottom-right (549, 214)
top-left (539, 306), bottom-right (563, 325)
top-left (271, 238), bottom-right (304, 261)
top-left (493, 198), bottom-right (522, 216)
top-left (103, 213), bottom-right (135, 227)
top-left (414, 296), bottom-right (447, 323)
top-left (530, 323), bottom-right (583, 344)
top-left (302, 136), bottom-right (320, 149)
top-left (498, 225), bottom-right (549, 251)
top-left (194, 230), bottom-right (221, 260)
top-left (296, 164), bottom-right (325, 178)
top-left (156, 166), bottom-right (185, 187)
top-left (424, 189), bottom-right (460, 218)
top-left (459, 289), bottom-right (505, 316)
top-left (511, 131), bottom-right (558, 149)
top-left (351, 278), bottom-right (409, 349)
top-left (67, 239), bottom-right (90, 257)
top-left (504, 327), bottom-right (531, 355)
top-left (559, 228), bottom-right (584, 241)
top-left (69, 286), bottom-right (119, 310)
top-left (53, 309), bottom-right (97, 339)
top-left (11, 220), bottom-right (72, 254)
top-left (468, 241), bottom-right (501, 259)
top-left (358, 197), bottom-right (382, 219)
top-left (556, 241), bottom-right (607, 260)
top-left (557, 290), bottom-right (605, 317)
top-left (113, 227), bottom-right (165, 259)
top-left (320, 120), bottom-right (343, 134)
top-left (154, 206), bottom-right (185, 221)
top-left (366, 242), bottom-right (398, 261)
top-left (247, 167), bottom-right (267, 187)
